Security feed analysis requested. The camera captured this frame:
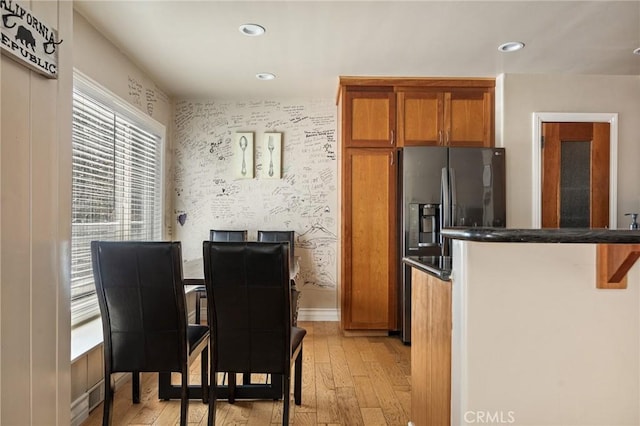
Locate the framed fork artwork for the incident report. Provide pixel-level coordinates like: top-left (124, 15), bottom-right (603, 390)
top-left (263, 132), bottom-right (282, 179)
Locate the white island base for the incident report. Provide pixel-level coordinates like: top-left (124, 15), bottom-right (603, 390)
top-left (450, 240), bottom-right (639, 426)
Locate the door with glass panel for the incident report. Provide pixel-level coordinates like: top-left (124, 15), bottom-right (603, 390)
top-left (542, 122), bottom-right (610, 228)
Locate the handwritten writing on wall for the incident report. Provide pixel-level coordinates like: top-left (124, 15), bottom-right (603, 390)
top-left (127, 75), bottom-right (170, 120)
top-left (127, 75), bottom-right (143, 108)
top-left (172, 99), bottom-right (338, 290)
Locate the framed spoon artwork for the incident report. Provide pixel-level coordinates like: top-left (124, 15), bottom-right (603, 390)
top-left (263, 132), bottom-right (282, 179)
top-left (234, 132), bottom-right (254, 178)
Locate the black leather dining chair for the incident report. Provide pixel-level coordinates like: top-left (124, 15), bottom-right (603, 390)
top-left (257, 230), bottom-right (300, 326)
top-left (209, 229), bottom-right (248, 242)
top-left (202, 241), bottom-right (306, 426)
top-left (195, 230), bottom-right (249, 324)
top-left (257, 230), bottom-right (295, 266)
top-left (91, 241), bottom-right (209, 426)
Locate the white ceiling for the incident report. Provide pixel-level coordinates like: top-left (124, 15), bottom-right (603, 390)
top-left (74, 1), bottom-right (640, 100)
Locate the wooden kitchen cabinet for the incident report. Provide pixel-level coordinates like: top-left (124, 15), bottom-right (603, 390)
top-left (338, 77), bottom-right (493, 332)
top-left (341, 148), bottom-right (398, 330)
top-left (397, 86), bottom-right (494, 147)
top-left (397, 90), bottom-right (443, 146)
top-left (411, 266), bottom-right (451, 426)
top-left (343, 89), bottom-right (396, 148)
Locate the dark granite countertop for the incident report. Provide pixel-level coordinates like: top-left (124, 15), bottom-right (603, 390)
top-left (441, 227), bottom-right (640, 244)
top-left (403, 256), bottom-right (452, 280)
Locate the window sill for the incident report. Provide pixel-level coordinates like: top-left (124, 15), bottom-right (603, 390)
top-left (70, 288), bottom-right (200, 363)
top-left (71, 317), bottom-right (103, 363)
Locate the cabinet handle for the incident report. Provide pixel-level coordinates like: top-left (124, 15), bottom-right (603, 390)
top-left (438, 130), bottom-right (443, 145)
top-left (390, 152), bottom-right (394, 166)
top-left (446, 131), bottom-right (450, 144)
top-left (390, 130), bottom-right (395, 145)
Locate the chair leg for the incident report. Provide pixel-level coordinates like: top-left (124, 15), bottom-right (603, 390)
top-left (132, 371), bottom-right (140, 403)
top-left (201, 347), bottom-right (209, 403)
top-left (228, 373), bottom-right (236, 404)
top-left (180, 368), bottom-right (189, 426)
top-left (282, 372), bottom-right (291, 426)
top-left (294, 346), bottom-right (303, 405)
top-left (195, 292), bottom-right (202, 324)
top-left (207, 369), bottom-right (218, 426)
top-left (102, 373), bottom-right (114, 426)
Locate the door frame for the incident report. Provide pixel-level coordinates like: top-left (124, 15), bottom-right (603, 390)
top-left (532, 112), bottom-right (618, 228)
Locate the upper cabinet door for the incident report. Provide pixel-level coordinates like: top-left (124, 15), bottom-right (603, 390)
top-left (344, 90), bottom-right (396, 148)
top-left (445, 89), bottom-right (494, 147)
top-left (397, 91), bottom-right (444, 147)
top-left (397, 87), bottom-right (494, 147)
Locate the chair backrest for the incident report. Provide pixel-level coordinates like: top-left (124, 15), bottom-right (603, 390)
top-left (257, 230), bottom-right (295, 266)
top-left (209, 229), bottom-right (248, 242)
top-left (203, 241), bottom-right (291, 374)
top-left (91, 241), bottom-right (188, 373)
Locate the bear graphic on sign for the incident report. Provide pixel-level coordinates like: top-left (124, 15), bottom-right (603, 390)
top-left (15, 25), bottom-right (36, 51)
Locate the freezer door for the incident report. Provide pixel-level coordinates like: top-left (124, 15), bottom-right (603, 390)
top-left (402, 146), bottom-right (448, 208)
top-left (448, 147), bottom-right (506, 227)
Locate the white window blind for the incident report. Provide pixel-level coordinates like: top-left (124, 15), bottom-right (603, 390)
top-left (71, 79), bottom-right (163, 327)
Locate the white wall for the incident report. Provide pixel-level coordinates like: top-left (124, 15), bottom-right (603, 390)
top-left (499, 74), bottom-right (640, 228)
top-left (0, 1), bottom-right (72, 424)
top-left (172, 99), bottom-right (338, 312)
top-left (73, 11), bottom-right (171, 127)
top-left (451, 240), bottom-right (640, 425)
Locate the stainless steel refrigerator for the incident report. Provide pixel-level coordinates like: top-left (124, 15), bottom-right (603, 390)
top-left (399, 146), bottom-right (506, 343)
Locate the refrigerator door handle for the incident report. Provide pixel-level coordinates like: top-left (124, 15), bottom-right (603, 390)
top-left (450, 167), bottom-right (457, 226)
top-left (441, 167), bottom-right (450, 231)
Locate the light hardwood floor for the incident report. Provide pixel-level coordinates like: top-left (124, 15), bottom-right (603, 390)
top-left (81, 321), bottom-right (411, 425)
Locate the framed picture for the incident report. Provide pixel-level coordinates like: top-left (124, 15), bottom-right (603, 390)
top-left (234, 132), bottom-right (254, 179)
top-left (264, 132), bottom-right (282, 179)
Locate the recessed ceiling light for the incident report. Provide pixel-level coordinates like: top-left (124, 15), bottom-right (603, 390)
top-left (256, 72), bottom-right (275, 81)
top-left (498, 41), bottom-right (525, 52)
top-left (239, 24), bottom-right (265, 36)
top-left (634, 47), bottom-right (640, 55)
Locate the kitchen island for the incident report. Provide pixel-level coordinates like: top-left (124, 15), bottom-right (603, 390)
top-left (406, 228), bottom-right (640, 426)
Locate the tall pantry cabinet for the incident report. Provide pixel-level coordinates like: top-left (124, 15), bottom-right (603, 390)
top-left (340, 87), bottom-right (398, 331)
top-left (339, 77), bottom-right (495, 332)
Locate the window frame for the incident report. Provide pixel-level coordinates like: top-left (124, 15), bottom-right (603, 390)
top-left (71, 70), bottom-right (166, 328)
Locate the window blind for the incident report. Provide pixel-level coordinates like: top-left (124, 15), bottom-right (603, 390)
top-left (71, 86), bottom-right (163, 326)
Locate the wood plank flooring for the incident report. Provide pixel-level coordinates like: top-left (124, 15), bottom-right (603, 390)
top-left (80, 321), bottom-right (411, 425)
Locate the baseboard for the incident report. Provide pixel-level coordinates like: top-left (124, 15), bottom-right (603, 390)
top-left (88, 380), bottom-right (105, 412)
top-left (297, 308), bottom-right (339, 322)
top-left (71, 372), bottom-right (130, 423)
top-left (70, 393), bottom-right (89, 426)
top-left (342, 329), bottom-right (389, 337)
top-left (113, 372), bottom-right (131, 391)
